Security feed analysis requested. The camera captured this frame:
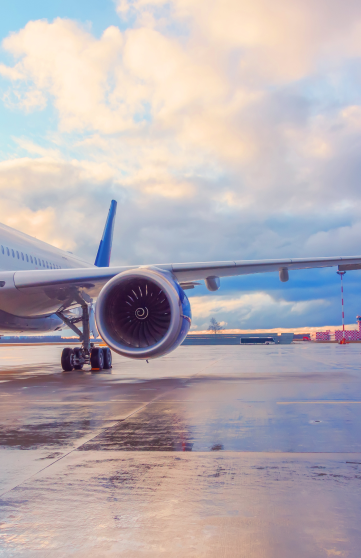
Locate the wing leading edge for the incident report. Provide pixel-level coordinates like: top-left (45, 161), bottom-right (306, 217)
top-left (14, 255), bottom-right (361, 292)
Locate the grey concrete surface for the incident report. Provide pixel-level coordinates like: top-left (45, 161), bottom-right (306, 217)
top-left (0, 344), bottom-right (361, 556)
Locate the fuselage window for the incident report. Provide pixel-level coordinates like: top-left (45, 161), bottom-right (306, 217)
top-left (16, 251), bottom-right (19, 259)
top-left (21, 252), bottom-right (24, 261)
top-left (26, 254), bottom-right (29, 262)
top-left (11, 249), bottom-right (15, 258)
top-left (1, 246), bottom-right (3, 255)
top-left (42, 260), bottom-right (45, 267)
top-left (34, 257), bottom-right (37, 265)
top-left (30, 256), bottom-right (33, 264)
top-left (6, 248), bottom-right (9, 256)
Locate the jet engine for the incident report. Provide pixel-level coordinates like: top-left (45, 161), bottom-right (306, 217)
top-left (95, 268), bottom-right (191, 359)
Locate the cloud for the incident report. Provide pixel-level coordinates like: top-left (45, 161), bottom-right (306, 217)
top-left (189, 291), bottom-right (330, 329)
top-left (117, 0), bottom-right (361, 80)
top-left (0, 153), bottom-right (121, 254)
top-left (1, 3), bottom-right (361, 328)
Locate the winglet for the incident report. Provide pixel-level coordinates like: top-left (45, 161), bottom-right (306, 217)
top-left (94, 200), bottom-right (117, 267)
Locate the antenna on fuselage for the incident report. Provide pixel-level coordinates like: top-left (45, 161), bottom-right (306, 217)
top-left (94, 200), bottom-right (117, 267)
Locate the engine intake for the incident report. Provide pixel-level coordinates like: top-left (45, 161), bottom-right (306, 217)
top-left (95, 268), bottom-right (191, 359)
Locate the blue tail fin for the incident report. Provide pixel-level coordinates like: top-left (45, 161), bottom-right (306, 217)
top-left (94, 200), bottom-right (117, 267)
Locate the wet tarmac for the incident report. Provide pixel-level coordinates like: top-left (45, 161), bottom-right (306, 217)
top-left (0, 343), bottom-right (361, 557)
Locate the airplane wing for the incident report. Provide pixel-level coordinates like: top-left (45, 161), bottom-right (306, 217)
top-left (169, 256), bottom-right (361, 281)
top-left (6, 254), bottom-right (361, 317)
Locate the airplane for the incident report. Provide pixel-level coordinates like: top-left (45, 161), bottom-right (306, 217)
top-left (0, 199), bottom-right (359, 371)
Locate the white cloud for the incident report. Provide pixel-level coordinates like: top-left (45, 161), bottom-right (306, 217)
top-left (1, 4), bottom-right (361, 327)
top-left (189, 292), bottom-right (330, 329)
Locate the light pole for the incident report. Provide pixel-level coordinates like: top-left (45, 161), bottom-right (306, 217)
top-left (337, 270), bottom-right (347, 344)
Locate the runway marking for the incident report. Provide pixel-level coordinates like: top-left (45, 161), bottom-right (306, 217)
top-left (0, 356), bottom-right (225, 498)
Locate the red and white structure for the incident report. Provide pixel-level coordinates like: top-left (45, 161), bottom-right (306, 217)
top-left (315, 330), bottom-right (331, 341)
top-left (336, 270), bottom-right (346, 343)
top-left (334, 318), bottom-right (361, 341)
top-left (314, 273), bottom-right (361, 342)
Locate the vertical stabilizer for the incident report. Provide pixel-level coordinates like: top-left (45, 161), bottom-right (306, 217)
top-left (94, 200), bottom-right (117, 267)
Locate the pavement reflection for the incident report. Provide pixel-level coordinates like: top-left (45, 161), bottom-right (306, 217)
top-left (0, 343), bottom-right (361, 556)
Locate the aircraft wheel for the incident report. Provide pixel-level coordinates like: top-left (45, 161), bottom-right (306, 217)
top-left (73, 347), bottom-right (84, 370)
top-left (61, 348), bottom-right (74, 371)
top-left (102, 347), bottom-right (112, 369)
top-left (90, 347), bottom-right (104, 371)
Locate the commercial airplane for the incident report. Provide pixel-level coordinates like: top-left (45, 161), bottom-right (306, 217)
top-left (0, 199), bottom-right (359, 371)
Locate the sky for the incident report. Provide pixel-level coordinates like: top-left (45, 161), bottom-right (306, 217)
top-left (1, 0), bottom-right (361, 331)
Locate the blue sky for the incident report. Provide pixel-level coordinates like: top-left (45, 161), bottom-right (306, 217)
top-left (1, 0), bottom-right (361, 331)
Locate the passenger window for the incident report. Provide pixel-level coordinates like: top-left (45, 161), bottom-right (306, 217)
top-left (42, 260), bottom-right (45, 267)
top-left (1, 246), bottom-right (3, 255)
top-left (6, 248), bottom-right (9, 256)
top-left (11, 249), bottom-right (15, 258)
top-left (21, 252), bottom-right (24, 261)
top-left (34, 257), bottom-right (37, 265)
top-left (30, 256), bottom-right (33, 264)
top-left (16, 251), bottom-right (19, 259)
top-left (26, 254), bottom-right (29, 262)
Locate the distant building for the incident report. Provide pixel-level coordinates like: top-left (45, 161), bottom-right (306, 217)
top-left (313, 318), bottom-right (361, 341)
top-left (182, 333), bottom-right (294, 345)
top-left (315, 330), bottom-right (331, 341)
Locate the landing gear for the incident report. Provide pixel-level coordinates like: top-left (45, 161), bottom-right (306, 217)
top-left (61, 347), bottom-right (112, 372)
top-left (60, 345), bottom-right (111, 371)
top-left (61, 347), bottom-right (75, 371)
top-left (103, 347), bottom-right (112, 369)
top-left (90, 347), bottom-right (104, 370)
top-left (57, 303), bottom-right (112, 372)
top-left (73, 347), bottom-right (84, 370)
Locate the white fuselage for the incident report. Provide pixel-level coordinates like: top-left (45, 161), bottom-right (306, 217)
top-left (0, 223), bottom-right (94, 335)
top-left (0, 222), bottom-right (92, 273)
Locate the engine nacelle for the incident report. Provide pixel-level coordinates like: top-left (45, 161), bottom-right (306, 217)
top-left (95, 268), bottom-right (191, 360)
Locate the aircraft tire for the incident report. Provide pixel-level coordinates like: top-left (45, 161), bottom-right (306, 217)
top-left (90, 347), bottom-right (104, 371)
top-left (61, 348), bottom-right (74, 371)
top-left (102, 347), bottom-right (112, 369)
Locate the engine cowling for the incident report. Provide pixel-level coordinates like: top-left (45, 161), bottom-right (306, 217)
top-left (95, 268), bottom-right (191, 359)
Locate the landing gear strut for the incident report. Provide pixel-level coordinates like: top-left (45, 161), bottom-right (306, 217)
top-left (56, 304), bottom-right (112, 372)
